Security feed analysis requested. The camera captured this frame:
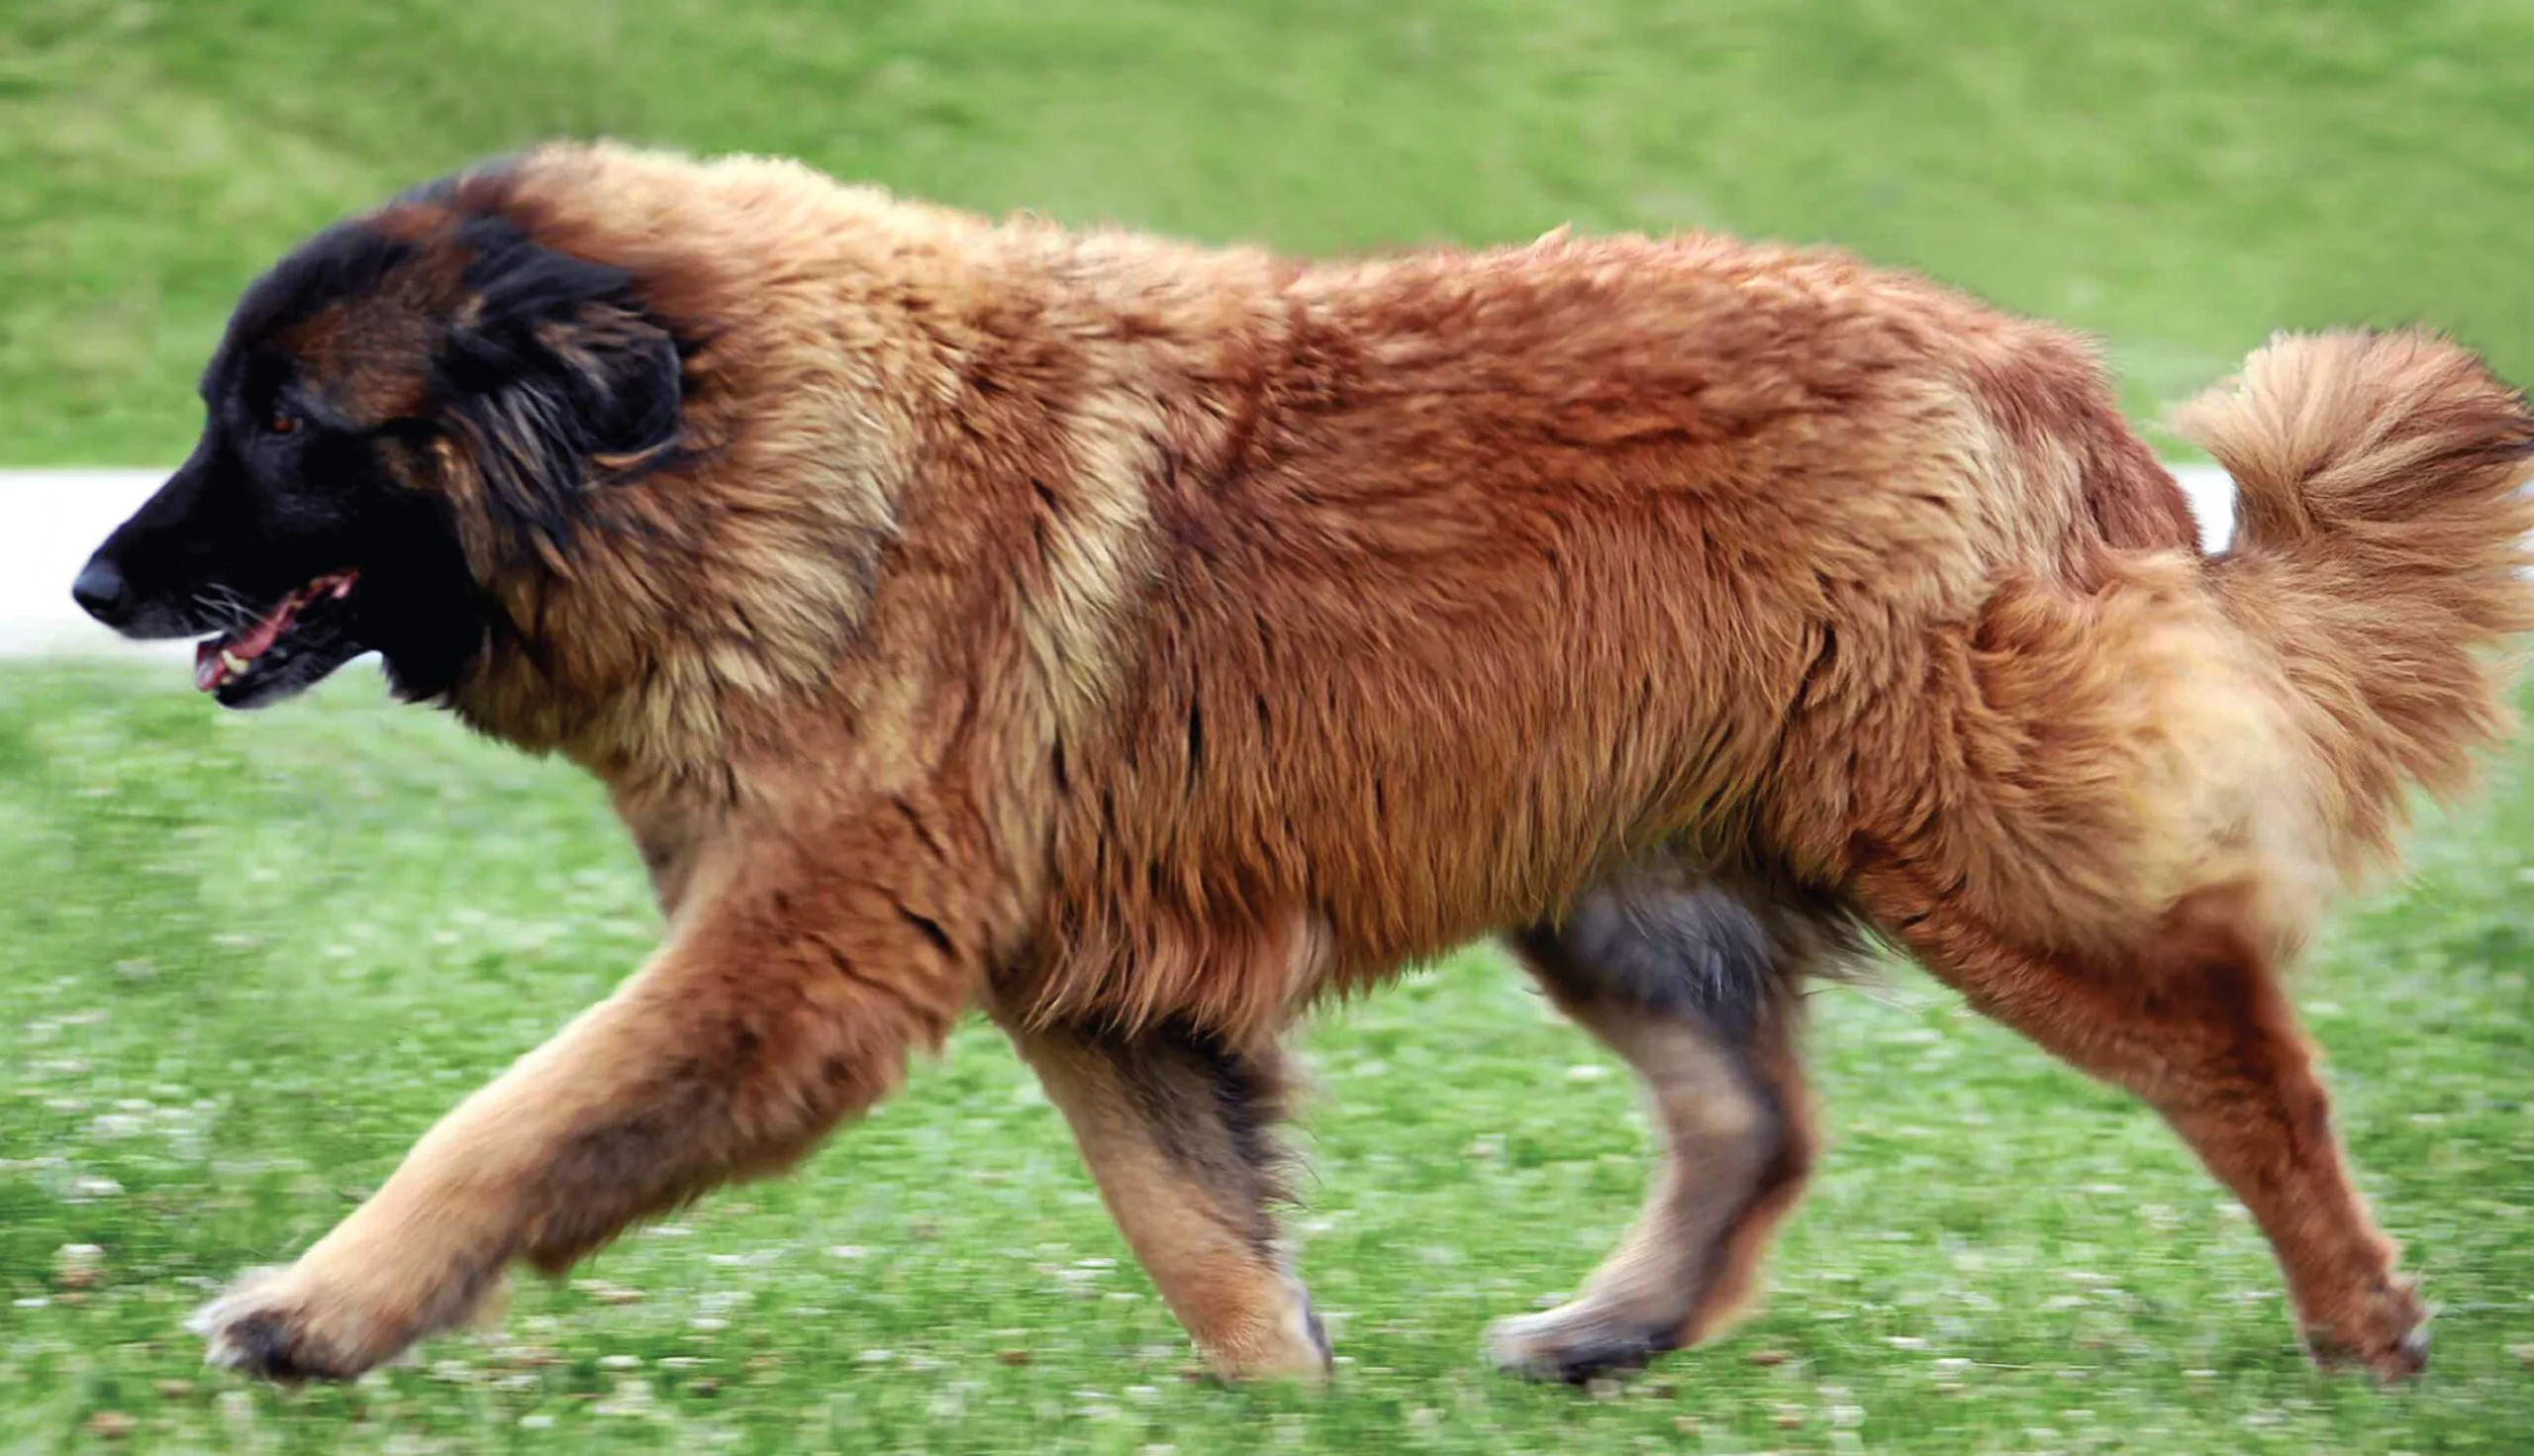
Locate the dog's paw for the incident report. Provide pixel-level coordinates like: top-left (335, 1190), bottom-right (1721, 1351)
top-left (1201, 1287), bottom-right (1335, 1383)
top-left (2302, 1278), bottom-right (2430, 1383)
top-left (1485, 1304), bottom-right (1679, 1385)
top-left (190, 1267), bottom-right (374, 1383)
top-left (191, 1260), bottom-right (491, 1384)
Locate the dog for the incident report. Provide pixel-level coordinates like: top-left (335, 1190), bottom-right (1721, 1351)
top-left (73, 142), bottom-right (2533, 1385)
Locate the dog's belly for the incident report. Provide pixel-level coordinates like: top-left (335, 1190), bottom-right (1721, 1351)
top-left (1025, 556), bottom-right (1842, 1037)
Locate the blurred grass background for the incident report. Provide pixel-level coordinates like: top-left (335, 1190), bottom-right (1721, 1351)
top-left (4, 0), bottom-right (2532, 463)
top-left (6, 3), bottom-right (2534, 1452)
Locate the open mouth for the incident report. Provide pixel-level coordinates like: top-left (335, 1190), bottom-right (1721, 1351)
top-left (193, 569), bottom-right (359, 695)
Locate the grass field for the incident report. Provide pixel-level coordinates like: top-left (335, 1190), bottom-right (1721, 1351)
top-left (4, 663), bottom-right (2532, 1453)
top-left (9, 2), bottom-right (2534, 1452)
top-left (5, 0), bottom-right (2534, 464)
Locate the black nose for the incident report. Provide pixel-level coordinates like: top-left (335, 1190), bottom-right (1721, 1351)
top-left (71, 557), bottom-right (130, 624)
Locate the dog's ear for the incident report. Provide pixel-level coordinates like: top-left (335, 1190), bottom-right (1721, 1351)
top-left (439, 221), bottom-right (683, 560)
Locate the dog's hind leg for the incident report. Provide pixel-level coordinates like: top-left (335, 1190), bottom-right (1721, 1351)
top-left (1860, 871), bottom-right (2427, 1379)
top-left (1486, 878), bottom-right (1824, 1382)
top-left (1008, 1019), bottom-right (1329, 1381)
top-left (1818, 560), bottom-right (2433, 1379)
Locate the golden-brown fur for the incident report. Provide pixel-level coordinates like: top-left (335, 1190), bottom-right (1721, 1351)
top-left (184, 143), bottom-right (2532, 1385)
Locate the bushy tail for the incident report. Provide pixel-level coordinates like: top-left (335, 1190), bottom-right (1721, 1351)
top-left (2174, 330), bottom-right (2534, 878)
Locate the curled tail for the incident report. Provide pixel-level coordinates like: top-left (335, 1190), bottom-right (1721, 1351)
top-left (2174, 330), bottom-right (2534, 877)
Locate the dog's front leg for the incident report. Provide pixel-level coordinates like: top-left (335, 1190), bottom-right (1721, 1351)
top-left (191, 833), bottom-right (975, 1382)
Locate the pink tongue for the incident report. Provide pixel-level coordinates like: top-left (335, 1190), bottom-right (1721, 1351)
top-left (192, 593), bottom-right (302, 693)
top-left (230, 594), bottom-right (300, 659)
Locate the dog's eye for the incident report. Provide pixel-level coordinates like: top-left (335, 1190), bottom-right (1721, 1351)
top-left (266, 408), bottom-right (301, 437)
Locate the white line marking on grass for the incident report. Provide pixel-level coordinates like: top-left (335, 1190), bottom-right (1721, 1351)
top-left (1, 471), bottom-right (185, 659)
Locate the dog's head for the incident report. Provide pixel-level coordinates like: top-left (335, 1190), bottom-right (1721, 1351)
top-left (72, 166), bottom-right (686, 709)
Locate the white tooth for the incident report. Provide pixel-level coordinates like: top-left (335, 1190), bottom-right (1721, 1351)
top-left (221, 650), bottom-right (247, 675)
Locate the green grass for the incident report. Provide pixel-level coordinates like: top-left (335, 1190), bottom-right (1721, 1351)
top-left (4, 0), bottom-right (2532, 463)
top-left (4, 662), bottom-right (2532, 1452)
top-left (8, 3), bottom-right (2534, 1450)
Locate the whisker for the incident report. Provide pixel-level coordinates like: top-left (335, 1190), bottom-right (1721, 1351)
top-left (191, 585), bottom-right (260, 633)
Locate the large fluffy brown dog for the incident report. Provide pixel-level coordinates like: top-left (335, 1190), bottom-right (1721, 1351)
top-left (74, 143), bottom-right (2533, 1386)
